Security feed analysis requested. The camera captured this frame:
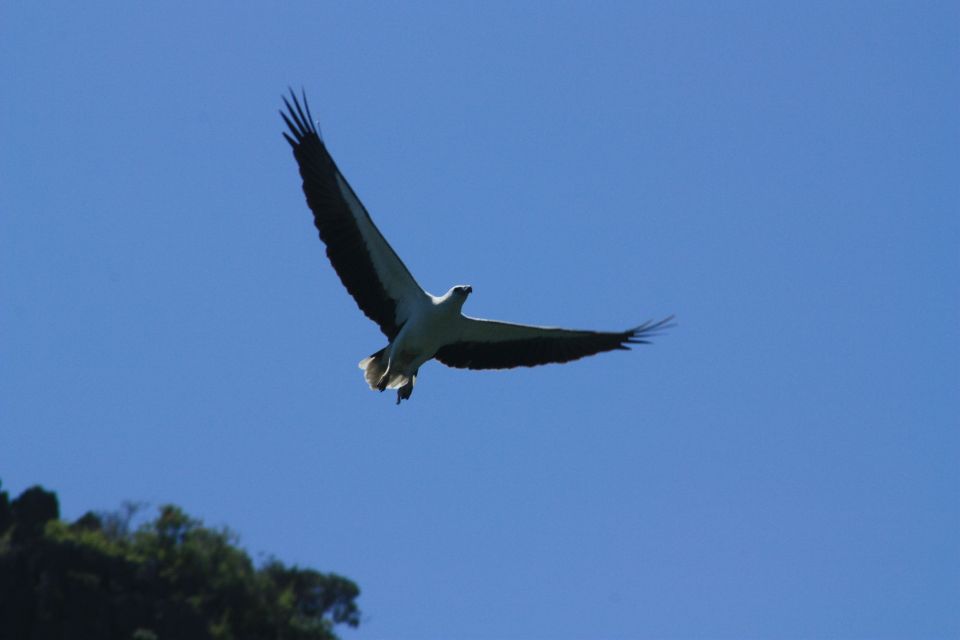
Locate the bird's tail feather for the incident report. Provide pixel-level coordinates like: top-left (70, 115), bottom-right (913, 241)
top-left (359, 349), bottom-right (416, 403)
top-left (358, 349), bottom-right (408, 389)
top-left (359, 348), bottom-right (389, 389)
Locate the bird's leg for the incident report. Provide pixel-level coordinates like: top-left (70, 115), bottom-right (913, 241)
top-left (376, 357), bottom-right (393, 392)
top-left (395, 371), bottom-right (417, 404)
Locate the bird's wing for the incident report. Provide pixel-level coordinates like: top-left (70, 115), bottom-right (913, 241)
top-left (281, 91), bottom-right (429, 340)
top-left (434, 316), bottom-right (674, 370)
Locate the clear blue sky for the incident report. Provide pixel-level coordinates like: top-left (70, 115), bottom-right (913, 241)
top-left (2, 3), bottom-right (958, 638)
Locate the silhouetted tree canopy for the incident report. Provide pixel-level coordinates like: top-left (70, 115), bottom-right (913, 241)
top-left (0, 481), bottom-right (360, 640)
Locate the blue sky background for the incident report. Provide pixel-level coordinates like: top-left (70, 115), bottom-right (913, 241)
top-left (2, 3), bottom-right (958, 638)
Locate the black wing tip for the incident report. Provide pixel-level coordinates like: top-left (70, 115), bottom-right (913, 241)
top-left (624, 315), bottom-right (675, 345)
top-left (281, 87), bottom-right (322, 142)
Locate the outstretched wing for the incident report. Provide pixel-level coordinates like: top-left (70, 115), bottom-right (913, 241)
top-left (434, 316), bottom-right (674, 370)
top-left (281, 90), bottom-right (428, 340)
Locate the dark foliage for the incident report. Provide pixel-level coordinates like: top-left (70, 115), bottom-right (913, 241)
top-left (0, 482), bottom-right (360, 640)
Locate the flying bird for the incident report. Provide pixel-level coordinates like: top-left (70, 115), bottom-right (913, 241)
top-left (281, 91), bottom-right (671, 404)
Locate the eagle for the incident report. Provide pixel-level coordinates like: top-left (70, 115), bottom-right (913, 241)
top-left (281, 91), bottom-right (672, 404)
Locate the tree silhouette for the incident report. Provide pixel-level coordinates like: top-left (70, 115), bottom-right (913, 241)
top-left (0, 481), bottom-right (360, 640)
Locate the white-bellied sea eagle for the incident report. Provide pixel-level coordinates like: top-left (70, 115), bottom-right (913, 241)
top-left (281, 91), bottom-right (672, 404)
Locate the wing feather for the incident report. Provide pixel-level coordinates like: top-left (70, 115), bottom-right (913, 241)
top-left (435, 316), bottom-right (674, 370)
top-left (281, 90), bottom-right (427, 339)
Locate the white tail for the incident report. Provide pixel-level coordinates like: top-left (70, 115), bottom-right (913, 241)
top-left (358, 348), bottom-right (417, 404)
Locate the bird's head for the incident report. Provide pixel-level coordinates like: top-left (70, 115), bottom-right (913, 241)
top-left (443, 284), bottom-right (473, 310)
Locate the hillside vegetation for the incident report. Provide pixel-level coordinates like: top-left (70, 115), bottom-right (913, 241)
top-left (0, 482), bottom-right (360, 640)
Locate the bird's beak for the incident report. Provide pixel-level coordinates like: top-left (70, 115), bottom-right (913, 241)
top-left (465, 286), bottom-right (473, 294)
